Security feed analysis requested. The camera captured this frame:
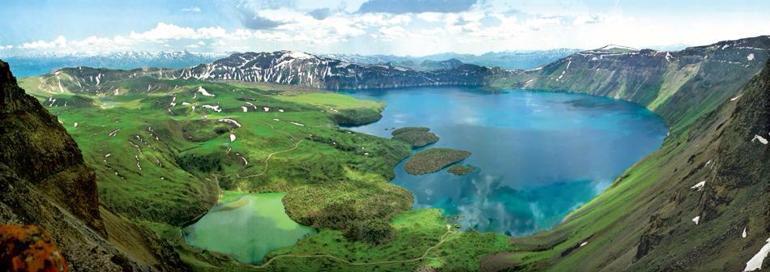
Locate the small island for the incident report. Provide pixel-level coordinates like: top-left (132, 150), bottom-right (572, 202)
top-left (404, 148), bottom-right (471, 175)
top-left (391, 127), bottom-right (440, 148)
top-left (447, 164), bottom-right (477, 176)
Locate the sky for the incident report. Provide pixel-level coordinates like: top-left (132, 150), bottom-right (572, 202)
top-left (1, 0), bottom-right (769, 57)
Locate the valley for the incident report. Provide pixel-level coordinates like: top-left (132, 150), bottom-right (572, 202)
top-left (2, 34), bottom-right (770, 272)
top-left (15, 68), bottom-right (514, 271)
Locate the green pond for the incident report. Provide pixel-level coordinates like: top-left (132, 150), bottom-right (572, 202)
top-left (183, 192), bottom-right (314, 263)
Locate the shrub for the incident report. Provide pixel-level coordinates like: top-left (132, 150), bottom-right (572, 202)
top-left (344, 219), bottom-right (394, 245)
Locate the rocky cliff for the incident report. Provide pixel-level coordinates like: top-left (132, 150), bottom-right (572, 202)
top-left (496, 36), bottom-right (770, 132)
top-left (0, 60), bottom-right (187, 271)
top-left (1, 60), bottom-right (103, 232)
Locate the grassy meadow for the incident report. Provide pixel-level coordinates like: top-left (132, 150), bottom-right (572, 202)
top-left (18, 74), bottom-right (511, 271)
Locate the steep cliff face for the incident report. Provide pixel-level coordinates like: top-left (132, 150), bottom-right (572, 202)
top-left (0, 60), bottom-right (187, 271)
top-left (483, 51), bottom-right (770, 271)
top-left (628, 56), bottom-right (770, 271)
top-left (499, 36), bottom-right (770, 131)
top-left (0, 60), bottom-right (102, 232)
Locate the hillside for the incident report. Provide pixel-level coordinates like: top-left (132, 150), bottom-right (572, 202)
top-left (0, 60), bottom-right (186, 271)
top-left (495, 36), bottom-right (770, 132)
top-left (481, 37), bottom-right (770, 271)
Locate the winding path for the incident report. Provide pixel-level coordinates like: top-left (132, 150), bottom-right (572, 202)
top-left (247, 228), bottom-right (457, 270)
top-left (239, 139), bottom-right (305, 179)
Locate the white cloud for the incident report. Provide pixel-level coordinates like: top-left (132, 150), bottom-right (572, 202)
top-left (181, 6), bottom-right (202, 13)
top-left (5, 3), bottom-right (770, 57)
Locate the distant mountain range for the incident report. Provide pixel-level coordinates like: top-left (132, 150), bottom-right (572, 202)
top-left (7, 49), bottom-right (579, 79)
top-left (324, 49), bottom-right (579, 70)
top-left (40, 50), bottom-right (509, 92)
top-left (4, 51), bottom-right (221, 77)
top-left (34, 37), bottom-right (769, 95)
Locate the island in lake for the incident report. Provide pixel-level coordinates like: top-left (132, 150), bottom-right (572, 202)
top-left (391, 127), bottom-right (440, 148)
top-left (404, 148), bottom-right (471, 175)
top-left (447, 164), bottom-right (477, 176)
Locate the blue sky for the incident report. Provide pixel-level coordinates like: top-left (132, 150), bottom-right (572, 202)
top-left (1, 0), bottom-right (769, 56)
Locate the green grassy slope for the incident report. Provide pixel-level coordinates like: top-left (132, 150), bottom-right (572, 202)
top-left (482, 48), bottom-right (770, 271)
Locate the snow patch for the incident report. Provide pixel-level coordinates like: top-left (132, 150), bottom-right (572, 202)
top-left (241, 106), bottom-right (248, 112)
top-left (748, 53), bottom-right (755, 61)
top-left (229, 133), bottom-right (236, 142)
top-left (290, 122), bottom-right (304, 127)
top-left (73, 122), bottom-right (78, 128)
top-left (556, 59), bottom-right (572, 81)
top-left (197, 86), bottom-right (215, 97)
top-left (744, 238), bottom-right (770, 271)
top-left (580, 241), bottom-right (588, 247)
top-left (285, 51), bottom-right (313, 60)
top-left (731, 95), bottom-right (743, 101)
top-left (752, 135), bottom-right (768, 145)
top-left (743, 227), bottom-right (748, 239)
top-left (691, 180), bottom-right (706, 191)
top-left (218, 118), bottom-right (242, 128)
top-left (201, 104), bottom-right (222, 112)
top-left (263, 107), bottom-right (270, 112)
top-left (692, 216), bottom-right (701, 225)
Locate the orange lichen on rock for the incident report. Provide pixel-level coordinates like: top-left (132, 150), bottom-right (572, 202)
top-left (0, 224), bottom-right (68, 272)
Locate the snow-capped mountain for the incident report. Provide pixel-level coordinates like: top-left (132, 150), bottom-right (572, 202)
top-left (323, 49), bottom-right (580, 70)
top-left (176, 51), bottom-right (501, 89)
top-left (5, 51), bottom-right (220, 77)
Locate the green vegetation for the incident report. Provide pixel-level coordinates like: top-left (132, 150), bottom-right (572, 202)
top-left (275, 92), bottom-right (384, 126)
top-left (19, 73), bottom-right (507, 271)
top-left (404, 148), bottom-right (472, 175)
top-left (19, 76), bottom-right (409, 225)
top-left (391, 127), bottom-right (440, 148)
top-left (261, 209), bottom-right (511, 271)
top-left (447, 164), bottom-right (477, 176)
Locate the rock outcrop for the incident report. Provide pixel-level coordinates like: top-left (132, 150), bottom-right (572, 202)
top-left (1, 60), bottom-right (103, 233)
top-left (0, 60), bottom-right (188, 271)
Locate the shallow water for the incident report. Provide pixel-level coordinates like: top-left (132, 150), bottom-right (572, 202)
top-left (183, 192), bottom-right (314, 263)
top-left (346, 87), bottom-right (667, 236)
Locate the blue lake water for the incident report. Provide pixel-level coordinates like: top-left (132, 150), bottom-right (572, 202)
top-left (345, 87), bottom-right (667, 236)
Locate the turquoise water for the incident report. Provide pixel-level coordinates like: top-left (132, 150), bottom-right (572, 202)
top-left (346, 87), bottom-right (667, 236)
top-left (183, 193), bottom-right (314, 263)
